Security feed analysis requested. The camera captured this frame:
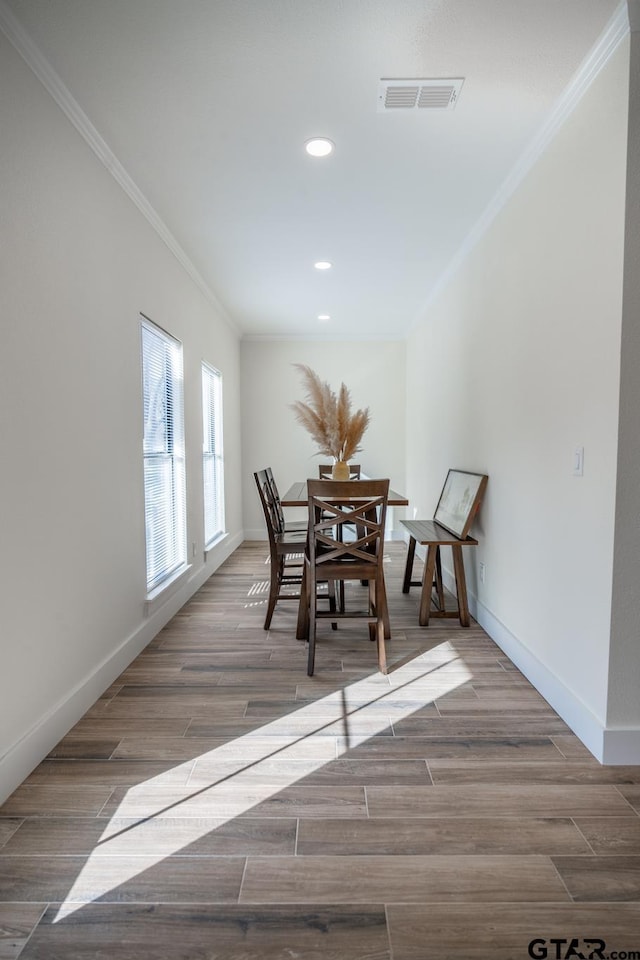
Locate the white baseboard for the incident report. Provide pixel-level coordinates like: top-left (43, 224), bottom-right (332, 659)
top-left (468, 590), bottom-right (605, 762)
top-left (386, 528), bottom-right (407, 541)
top-left (244, 528), bottom-right (268, 540)
top-left (435, 557), bottom-right (640, 765)
top-left (0, 530), bottom-right (243, 805)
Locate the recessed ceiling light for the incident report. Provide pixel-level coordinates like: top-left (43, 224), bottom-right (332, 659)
top-left (305, 138), bottom-right (334, 157)
top-left (317, 314), bottom-right (331, 321)
top-left (314, 261), bottom-right (332, 270)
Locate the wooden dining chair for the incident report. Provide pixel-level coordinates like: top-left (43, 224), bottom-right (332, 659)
top-left (254, 469), bottom-right (308, 629)
top-left (254, 469), bottom-right (336, 630)
top-left (300, 478), bottom-right (389, 676)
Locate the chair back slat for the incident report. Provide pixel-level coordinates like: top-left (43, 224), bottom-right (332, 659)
top-left (307, 479), bottom-right (389, 569)
top-left (312, 496), bottom-right (385, 530)
top-left (254, 468), bottom-right (284, 541)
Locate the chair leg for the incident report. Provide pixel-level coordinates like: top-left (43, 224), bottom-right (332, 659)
top-left (366, 576), bottom-right (391, 639)
top-left (263, 556), bottom-right (282, 630)
top-left (296, 562), bottom-right (310, 640)
top-left (335, 524), bottom-right (346, 612)
top-left (368, 581), bottom-right (377, 641)
top-left (328, 580), bottom-right (338, 630)
top-left (307, 614), bottom-right (317, 676)
top-left (376, 617), bottom-right (387, 675)
top-left (370, 579), bottom-right (387, 674)
top-left (307, 569), bottom-right (318, 675)
top-left (378, 574), bottom-right (391, 640)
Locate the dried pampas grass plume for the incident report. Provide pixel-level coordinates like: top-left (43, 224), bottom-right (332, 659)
top-left (290, 364), bottom-right (370, 462)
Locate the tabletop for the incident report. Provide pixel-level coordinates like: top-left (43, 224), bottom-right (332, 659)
top-left (281, 481), bottom-right (409, 508)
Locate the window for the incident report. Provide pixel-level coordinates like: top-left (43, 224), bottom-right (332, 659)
top-left (202, 361), bottom-right (225, 546)
top-left (140, 317), bottom-right (186, 593)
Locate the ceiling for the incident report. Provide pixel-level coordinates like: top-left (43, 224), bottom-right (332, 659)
top-left (2, 0), bottom-right (624, 339)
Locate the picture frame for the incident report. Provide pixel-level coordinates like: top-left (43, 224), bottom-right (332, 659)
top-left (433, 469), bottom-right (488, 539)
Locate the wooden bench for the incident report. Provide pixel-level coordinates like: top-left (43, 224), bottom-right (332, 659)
top-left (401, 519), bottom-right (478, 627)
top-left (401, 469), bottom-right (487, 628)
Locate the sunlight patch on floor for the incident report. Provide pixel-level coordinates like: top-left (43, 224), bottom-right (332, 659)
top-left (53, 645), bottom-right (471, 920)
top-left (247, 581), bottom-right (269, 596)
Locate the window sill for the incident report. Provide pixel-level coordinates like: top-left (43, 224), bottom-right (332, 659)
top-left (204, 531), bottom-right (228, 559)
top-left (145, 563), bottom-right (192, 616)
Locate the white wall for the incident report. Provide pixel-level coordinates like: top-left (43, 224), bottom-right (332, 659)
top-left (0, 33), bottom-right (243, 802)
top-left (241, 340), bottom-right (406, 536)
top-left (1, 10), bottom-right (635, 804)
top-left (405, 38), bottom-right (630, 760)
top-left (607, 16), bottom-right (640, 759)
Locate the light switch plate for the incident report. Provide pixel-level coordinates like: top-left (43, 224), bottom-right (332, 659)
top-left (573, 446), bottom-right (584, 477)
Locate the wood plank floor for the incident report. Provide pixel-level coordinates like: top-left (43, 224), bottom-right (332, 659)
top-left (2, 541), bottom-right (640, 959)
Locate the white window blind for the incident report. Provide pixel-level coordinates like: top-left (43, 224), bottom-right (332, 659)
top-left (140, 317), bottom-right (186, 592)
top-left (202, 361), bottom-right (225, 547)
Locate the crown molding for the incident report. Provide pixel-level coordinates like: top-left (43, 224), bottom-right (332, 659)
top-left (0, 0), bottom-right (240, 336)
top-left (1, 0), bottom-right (628, 345)
top-left (412, 1), bottom-right (630, 329)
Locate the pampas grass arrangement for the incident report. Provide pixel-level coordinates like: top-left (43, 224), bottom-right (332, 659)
top-left (290, 364), bottom-right (370, 463)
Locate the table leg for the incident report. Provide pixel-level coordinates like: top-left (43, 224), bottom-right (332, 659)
top-left (452, 544), bottom-right (470, 627)
top-left (402, 536), bottom-right (417, 593)
top-left (418, 545), bottom-right (439, 626)
top-left (434, 547), bottom-right (445, 610)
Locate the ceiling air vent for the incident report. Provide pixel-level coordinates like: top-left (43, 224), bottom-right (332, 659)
top-left (377, 78), bottom-right (464, 113)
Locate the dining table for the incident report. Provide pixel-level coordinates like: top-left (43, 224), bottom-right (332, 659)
top-left (280, 480), bottom-right (409, 641)
top-left (281, 481), bottom-right (409, 508)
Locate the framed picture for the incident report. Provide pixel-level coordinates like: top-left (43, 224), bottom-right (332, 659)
top-left (433, 469), bottom-right (488, 539)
